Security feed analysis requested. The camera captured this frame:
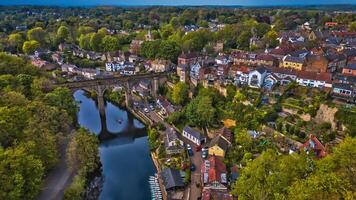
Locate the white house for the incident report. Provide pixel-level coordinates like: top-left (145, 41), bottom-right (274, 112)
top-left (296, 71), bottom-right (332, 88)
top-left (190, 62), bottom-right (202, 86)
top-left (264, 68), bottom-right (297, 89)
top-left (164, 128), bottom-right (184, 155)
top-left (248, 67), bottom-right (268, 88)
top-left (105, 61), bottom-right (134, 72)
top-left (80, 68), bottom-right (100, 79)
top-left (182, 126), bottom-right (206, 146)
top-left (215, 54), bottom-right (230, 65)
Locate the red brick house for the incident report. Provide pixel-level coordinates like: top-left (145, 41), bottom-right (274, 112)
top-left (178, 52), bottom-right (198, 65)
top-left (201, 156), bottom-right (228, 190)
top-left (342, 64), bottom-right (356, 76)
top-left (301, 134), bottom-right (327, 159)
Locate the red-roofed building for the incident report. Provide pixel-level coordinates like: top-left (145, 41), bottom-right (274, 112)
top-left (325, 22), bottom-right (338, 28)
top-left (268, 46), bottom-right (293, 60)
top-left (201, 156), bottom-right (228, 190)
top-left (202, 188), bottom-right (233, 200)
top-left (232, 52), bottom-right (278, 67)
top-left (178, 52), bottom-right (199, 65)
top-left (235, 66), bottom-right (251, 85)
top-left (301, 134), bottom-right (327, 158)
top-left (331, 31), bottom-right (356, 38)
top-left (296, 71), bottom-right (332, 88)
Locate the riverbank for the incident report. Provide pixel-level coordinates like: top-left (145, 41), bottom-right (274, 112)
top-left (151, 152), bottom-right (168, 200)
top-left (74, 90), bottom-right (156, 200)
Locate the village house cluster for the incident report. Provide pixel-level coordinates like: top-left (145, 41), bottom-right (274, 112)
top-left (174, 27), bottom-right (356, 103)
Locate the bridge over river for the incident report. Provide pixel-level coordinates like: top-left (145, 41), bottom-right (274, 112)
top-left (55, 72), bottom-right (169, 117)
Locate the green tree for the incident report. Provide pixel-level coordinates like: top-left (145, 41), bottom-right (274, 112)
top-left (147, 127), bottom-right (160, 150)
top-left (232, 150), bottom-right (311, 200)
top-left (0, 106), bottom-right (29, 147)
top-left (66, 128), bottom-right (99, 176)
top-left (235, 128), bottom-right (253, 151)
top-left (349, 21), bottom-right (356, 32)
top-left (22, 40), bottom-right (40, 54)
top-left (0, 143), bottom-right (44, 200)
top-left (79, 33), bottom-right (92, 50)
top-left (27, 27), bottom-right (46, 46)
top-left (237, 31), bottom-right (252, 50)
top-left (57, 25), bottom-right (70, 43)
top-left (77, 26), bottom-right (95, 37)
top-left (287, 172), bottom-right (349, 199)
top-left (63, 175), bottom-right (85, 200)
top-left (141, 40), bottom-right (161, 59)
top-left (8, 33), bottom-right (24, 52)
top-left (157, 40), bottom-right (180, 62)
top-left (263, 30), bottom-right (279, 48)
top-left (101, 35), bottom-right (119, 52)
top-left (43, 87), bottom-right (77, 121)
top-left (90, 32), bottom-right (105, 52)
top-left (171, 82), bottom-right (189, 105)
top-left (186, 95), bottom-right (216, 128)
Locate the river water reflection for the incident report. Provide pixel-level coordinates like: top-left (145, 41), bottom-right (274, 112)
top-left (74, 90), bottom-right (156, 200)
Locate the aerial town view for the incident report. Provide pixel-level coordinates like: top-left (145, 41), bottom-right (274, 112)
top-left (0, 0), bottom-right (355, 200)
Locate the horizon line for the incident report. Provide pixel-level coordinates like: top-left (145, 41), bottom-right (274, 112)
top-left (1, 3), bottom-right (356, 7)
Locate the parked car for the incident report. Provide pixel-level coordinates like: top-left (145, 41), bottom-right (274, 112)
top-left (202, 147), bottom-right (208, 159)
top-left (190, 164), bottom-right (196, 172)
top-left (149, 104), bottom-right (154, 111)
top-left (186, 144), bottom-right (191, 150)
top-left (144, 108), bottom-right (149, 113)
top-left (202, 150), bottom-right (208, 159)
top-left (187, 144), bottom-right (193, 156)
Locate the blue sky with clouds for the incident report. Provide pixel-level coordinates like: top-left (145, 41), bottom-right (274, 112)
top-left (1, 0), bottom-right (355, 6)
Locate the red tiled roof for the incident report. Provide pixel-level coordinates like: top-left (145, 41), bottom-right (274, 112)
top-left (267, 66), bottom-right (298, 75)
top-left (331, 31), bottom-right (356, 37)
top-left (256, 54), bottom-right (277, 61)
top-left (301, 134), bottom-right (327, 158)
top-left (297, 71), bottom-right (332, 83)
top-left (178, 52), bottom-right (198, 59)
top-left (236, 66), bottom-right (250, 73)
top-left (206, 156), bottom-right (227, 183)
top-left (270, 46), bottom-right (293, 55)
top-left (202, 188), bottom-right (233, 200)
top-left (325, 22), bottom-right (338, 26)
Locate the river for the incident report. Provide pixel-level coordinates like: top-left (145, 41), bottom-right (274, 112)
top-left (74, 90), bottom-right (156, 200)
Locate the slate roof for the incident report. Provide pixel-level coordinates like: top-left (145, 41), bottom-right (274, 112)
top-left (160, 168), bottom-right (184, 190)
top-left (334, 74), bottom-right (356, 84)
top-left (255, 66), bottom-right (268, 74)
top-left (289, 49), bottom-right (309, 57)
top-left (165, 127), bottom-right (179, 143)
top-left (345, 63), bottom-right (356, 70)
top-left (183, 126), bottom-right (205, 140)
top-left (333, 83), bottom-right (354, 91)
top-left (284, 55), bottom-right (305, 64)
top-left (215, 127), bottom-right (233, 143)
top-left (209, 136), bottom-right (230, 152)
top-left (202, 188), bottom-right (233, 200)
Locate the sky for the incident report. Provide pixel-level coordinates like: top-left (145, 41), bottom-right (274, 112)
top-left (0, 0), bottom-right (355, 6)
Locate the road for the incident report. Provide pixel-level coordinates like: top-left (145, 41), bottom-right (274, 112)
top-left (137, 102), bottom-right (202, 200)
top-left (36, 133), bottom-right (75, 200)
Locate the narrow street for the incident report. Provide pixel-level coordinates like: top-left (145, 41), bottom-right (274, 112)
top-left (139, 103), bottom-right (203, 200)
